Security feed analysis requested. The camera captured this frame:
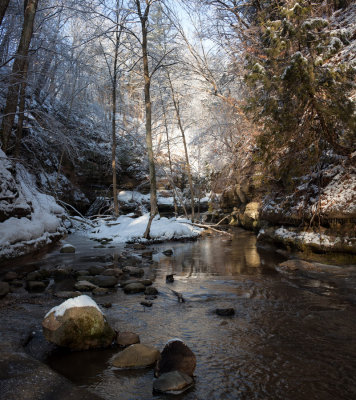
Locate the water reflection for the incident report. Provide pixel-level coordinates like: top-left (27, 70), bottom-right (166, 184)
top-left (43, 228), bottom-right (356, 400)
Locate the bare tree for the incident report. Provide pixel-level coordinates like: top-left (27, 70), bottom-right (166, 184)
top-left (0, 0), bottom-right (10, 27)
top-left (134, 0), bottom-right (159, 238)
top-left (1, 0), bottom-right (39, 152)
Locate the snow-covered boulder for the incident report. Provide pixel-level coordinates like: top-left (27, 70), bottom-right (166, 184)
top-left (0, 150), bottom-right (66, 262)
top-left (42, 295), bottom-right (115, 350)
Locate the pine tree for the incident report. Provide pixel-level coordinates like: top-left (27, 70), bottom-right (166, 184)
top-left (244, 0), bottom-right (355, 185)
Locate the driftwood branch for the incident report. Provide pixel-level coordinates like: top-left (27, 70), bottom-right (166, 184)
top-left (68, 216), bottom-right (96, 227)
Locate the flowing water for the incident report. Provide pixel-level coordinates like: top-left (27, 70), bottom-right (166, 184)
top-left (26, 229), bottom-right (356, 399)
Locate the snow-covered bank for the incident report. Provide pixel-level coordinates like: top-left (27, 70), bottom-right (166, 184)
top-left (258, 227), bottom-right (356, 254)
top-left (86, 213), bottom-right (202, 243)
top-left (0, 150), bottom-right (67, 262)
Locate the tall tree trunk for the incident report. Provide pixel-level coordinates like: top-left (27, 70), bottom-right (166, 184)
top-left (0, 0), bottom-right (10, 27)
top-left (167, 72), bottom-right (195, 221)
top-left (0, 0), bottom-right (38, 152)
top-left (15, 60), bottom-right (29, 157)
top-left (160, 90), bottom-right (178, 217)
top-left (111, 28), bottom-right (119, 218)
top-left (135, 0), bottom-right (158, 239)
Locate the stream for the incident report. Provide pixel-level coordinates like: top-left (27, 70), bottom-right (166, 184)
top-left (2, 228), bottom-right (356, 399)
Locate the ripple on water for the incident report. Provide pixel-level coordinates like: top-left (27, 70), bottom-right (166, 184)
top-left (39, 229), bottom-right (356, 400)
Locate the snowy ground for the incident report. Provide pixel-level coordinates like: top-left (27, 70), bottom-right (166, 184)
top-left (84, 213), bottom-right (203, 243)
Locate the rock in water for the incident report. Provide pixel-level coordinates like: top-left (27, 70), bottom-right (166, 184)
top-left (42, 295), bottom-right (115, 350)
top-left (111, 344), bottom-right (160, 368)
top-left (144, 286), bottom-right (158, 296)
top-left (0, 282), bottom-right (10, 298)
top-left (153, 371), bottom-right (194, 395)
top-left (216, 308), bottom-right (235, 316)
top-left (117, 332), bottom-right (140, 347)
top-left (123, 266), bottom-right (144, 277)
top-left (166, 274), bottom-right (175, 283)
top-left (155, 339), bottom-right (196, 378)
top-left (123, 282), bottom-right (146, 294)
top-left (60, 244), bottom-right (76, 253)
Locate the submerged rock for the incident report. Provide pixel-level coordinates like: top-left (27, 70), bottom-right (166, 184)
top-left (123, 266), bottom-right (144, 277)
top-left (140, 300), bottom-right (153, 307)
top-left (0, 281), bottom-right (10, 298)
top-left (75, 280), bottom-right (97, 291)
top-left (111, 344), bottom-right (160, 368)
top-left (42, 295), bottom-right (115, 350)
top-left (163, 249), bottom-right (174, 256)
top-left (216, 308), bottom-right (235, 316)
top-left (26, 281), bottom-right (47, 293)
top-left (117, 332), bottom-right (140, 347)
top-left (144, 286), bottom-right (158, 296)
top-left (153, 371), bottom-right (194, 395)
top-left (60, 244), bottom-right (76, 253)
top-left (155, 339), bottom-right (196, 378)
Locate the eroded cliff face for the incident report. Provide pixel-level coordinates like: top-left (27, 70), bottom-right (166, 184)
top-left (0, 150), bottom-right (67, 262)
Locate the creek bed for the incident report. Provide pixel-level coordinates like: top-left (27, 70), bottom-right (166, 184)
top-left (1, 228), bottom-right (356, 400)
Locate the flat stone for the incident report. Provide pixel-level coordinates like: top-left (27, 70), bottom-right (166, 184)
top-left (122, 266), bottom-right (144, 277)
top-left (102, 268), bottom-right (123, 277)
top-left (76, 270), bottom-right (90, 277)
top-left (88, 266), bottom-right (106, 275)
top-left (0, 281), bottom-right (10, 298)
top-left (216, 308), bottom-right (235, 316)
top-left (117, 331), bottom-right (140, 347)
top-left (153, 371), bottom-right (194, 395)
top-left (144, 286), bottom-right (158, 296)
top-left (111, 344), bottom-right (160, 368)
top-left (123, 283), bottom-right (146, 294)
top-left (90, 275), bottom-right (118, 288)
top-left (52, 268), bottom-right (73, 281)
top-left (55, 291), bottom-right (82, 299)
top-left (3, 271), bottom-right (18, 281)
top-left (92, 287), bottom-right (110, 296)
top-left (145, 295), bottom-right (157, 300)
top-left (60, 244), bottom-right (76, 253)
top-left (26, 271), bottom-right (46, 281)
top-left (140, 300), bottom-right (153, 307)
top-left (26, 281), bottom-right (47, 293)
top-left (75, 280), bottom-right (97, 291)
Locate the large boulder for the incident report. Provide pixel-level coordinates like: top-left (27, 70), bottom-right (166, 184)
top-left (153, 371), bottom-right (194, 395)
top-left (155, 339), bottom-right (196, 378)
top-left (42, 295), bottom-right (115, 350)
top-left (111, 344), bottom-right (160, 368)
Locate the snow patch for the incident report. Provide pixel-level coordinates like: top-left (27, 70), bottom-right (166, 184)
top-left (87, 213), bottom-right (202, 243)
top-left (45, 295), bottom-right (102, 318)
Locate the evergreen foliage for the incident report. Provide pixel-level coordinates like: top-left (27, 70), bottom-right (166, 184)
top-left (244, 0), bottom-right (356, 186)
